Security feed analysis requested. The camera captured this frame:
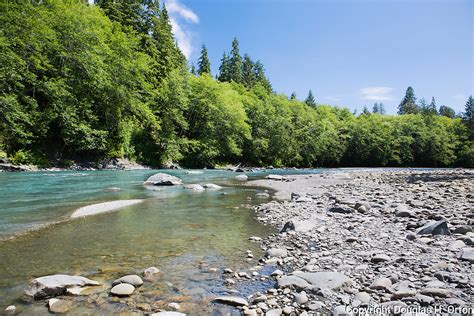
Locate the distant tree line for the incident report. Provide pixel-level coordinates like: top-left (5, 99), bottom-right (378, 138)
top-left (0, 1), bottom-right (472, 168)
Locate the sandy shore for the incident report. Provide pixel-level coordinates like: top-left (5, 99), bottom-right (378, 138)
top-left (235, 169), bottom-right (474, 315)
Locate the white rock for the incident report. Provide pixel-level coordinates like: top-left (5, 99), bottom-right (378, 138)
top-left (203, 183), bottom-right (222, 190)
top-left (112, 274), bottom-right (143, 287)
top-left (71, 200), bottom-right (143, 218)
top-left (144, 173), bottom-right (183, 186)
top-left (235, 175), bottom-right (249, 181)
top-left (213, 296), bottom-right (249, 306)
top-left (25, 274), bottom-right (100, 299)
top-left (183, 184), bottom-right (205, 191)
top-left (110, 283), bottom-right (135, 296)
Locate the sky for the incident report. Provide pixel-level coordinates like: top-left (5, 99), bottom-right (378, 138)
top-left (166, 0), bottom-right (473, 114)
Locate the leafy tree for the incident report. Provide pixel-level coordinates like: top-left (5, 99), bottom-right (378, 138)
top-left (439, 105), bottom-right (455, 118)
top-left (228, 37), bottom-right (242, 83)
top-left (197, 45), bottom-right (211, 76)
top-left (398, 86), bottom-right (419, 114)
top-left (305, 90), bottom-right (316, 107)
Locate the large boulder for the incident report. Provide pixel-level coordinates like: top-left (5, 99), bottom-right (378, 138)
top-left (144, 173), bottom-right (183, 186)
top-left (416, 220), bottom-right (450, 236)
top-left (277, 275), bottom-right (310, 290)
top-left (25, 275), bottom-right (100, 299)
top-left (292, 271), bottom-right (352, 290)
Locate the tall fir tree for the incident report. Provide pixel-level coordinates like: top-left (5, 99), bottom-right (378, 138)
top-left (379, 103), bottom-right (386, 115)
top-left (463, 96), bottom-right (474, 140)
top-left (372, 102), bottom-right (380, 113)
top-left (428, 97), bottom-right (438, 115)
top-left (290, 92), bottom-right (297, 100)
top-left (398, 86), bottom-right (419, 114)
top-left (228, 37), bottom-right (242, 83)
top-left (242, 54), bottom-right (256, 88)
top-left (197, 45), bottom-right (211, 76)
top-left (362, 105), bottom-right (370, 115)
top-left (253, 61), bottom-right (272, 93)
top-left (439, 105), bottom-right (455, 118)
top-left (217, 52), bottom-right (230, 82)
top-left (190, 64), bottom-right (196, 75)
top-left (305, 90), bottom-right (316, 107)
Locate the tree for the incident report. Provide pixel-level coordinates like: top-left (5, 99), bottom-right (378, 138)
top-left (242, 54), bottom-right (256, 88)
top-left (428, 97), bottom-right (438, 115)
top-left (439, 105), bottom-right (455, 118)
top-left (463, 96), bottom-right (474, 139)
top-left (379, 103), bottom-right (386, 115)
top-left (190, 64), bottom-right (196, 75)
top-left (253, 61), bottom-right (272, 93)
top-left (305, 90), bottom-right (316, 107)
top-left (290, 92), bottom-right (297, 100)
top-left (197, 45), bottom-right (211, 76)
top-left (217, 52), bottom-right (230, 82)
top-left (228, 37), bottom-right (242, 83)
top-left (362, 106), bottom-right (370, 115)
top-left (372, 102), bottom-right (380, 113)
top-left (398, 86), bottom-right (419, 114)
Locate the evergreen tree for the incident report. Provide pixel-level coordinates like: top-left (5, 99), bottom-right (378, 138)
top-left (428, 97), bottom-right (438, 115)
top-left (217, 52), bottom-right (230, 82)
top-left (398, 86), bottom-right (419, 114)
top-left (290, 92), bottom-right (297, 100)
top-left (463, 96), bottom-right (474, 139)
top-left (197, 45), bottom-right (211, 76)
top-left (242, 54), bottom-right (256, 88)
top-left (362, 106), bottom-right (370, 115)
top-left (253, 61), bottom-right (272, 93)
top-left (379, 103), bottom-right (386, 115)
top-left (190, 64), bottom-right (196, 75)
top-left (228, 37), bottom-right (242, 83)
top-left (419, 97), bottom-right (428, 114)
top-left (305, 90), bottom-right (316, 107)
top-left (439, 105), bottom-right (455, 118)
top-left (372, 102), bottom-right (380, 113)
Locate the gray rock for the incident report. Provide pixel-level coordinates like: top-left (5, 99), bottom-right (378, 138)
top-left (328, 205), bottom-right (354, 214)
top-left (277, 275), bottom-right (310, 290)
top-left (265, 309), bottom-right (283, 316)
top-left (420, 287), bottom-right (452, 298)
top-left (416, 220), bottom-right (450, 235)
top-left (293, 291), bottom-right (308, 304)
top-left (48, 298), bottom-right (72, 314)
top-left (151, 312), bottom-right (187, 316)
top-left (235, 174), bottom-right (249, 181)
top-left (4, 306), bottom-right (16, 314)
top-left (110, 283), bottom-right (135, 296)
top-left (183, 184), bottom-right (205, 191)
top-left (445, 298), bottom-right (466, 306)
top-left (415, 294), bottom-right (435, 305)
top-left (256, 192), bottom-right (270, 198)
top-left (266, 174), bottom-right (285, 181)
top-left (266, 248), bottom-right (288, 257)
top-left (448, 240), bottom-right (465, 251)
top-left (25, 274), bottom-right (100, 299)
top-left (371, 253), bottom-right (391, 263)
top-left (332, 305), bottom-right (351, 316)
top-left (112, 275), bottom-right (143, 287)
top-left (203, 183), bottom-right (222, 190)
top-left (452, 225), bottom-right (472, 234)
top-left (144, 267), bottom-right (160, 279)
top-left (369, 277), bottom-right (392, 290)
top-left (280, 220), bottom-right (316, 233)
top-left (353, 292), bottom-right (371, 304)
top-left (144, 173), bottom-right (183, 186)
top-left (213, 296), bottom-right (249, 306)
top-left (459, 247), bottom-right (474, 263)
top-left (395, 204), bottom-right (414, 217)
top-left (292, 271), bottom-right (352, 290)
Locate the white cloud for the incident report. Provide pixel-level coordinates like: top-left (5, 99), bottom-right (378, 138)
top-left (165, 0), bottom-right (199, 59)
top-left (360, 87), bottom-right (394, 101)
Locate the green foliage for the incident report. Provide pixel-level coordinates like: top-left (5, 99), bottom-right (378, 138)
top-left (439, 105), bottom-right (455, 118)
top-left (305, 90), bottom-right (316, 107)
top-left (398, 86), bottom-right (419, 114)
top-left (197, 45), bottom-right (211, 76)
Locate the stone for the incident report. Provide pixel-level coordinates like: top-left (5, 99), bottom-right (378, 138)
top-left (183, 184), bottom-right (205, 191)
top-left (328, 205), bottom-right (354, 214)
top-left (415, 294), bottom-right (435, 305)
top-left (370, 278), bottom-right (392, 290)
top-left (282, 306), bottom-right (293, 314)
top-left (448, 240), bottom-right (465, 251)
top-left (445, 298), bottom-right (466, 306)
top-left (420, 287), bottom-right (452, 298)
top-left (48, 299), bottom-right (72, 314)
top-left (112, 275), bottom-right (143, 287)
top-left (294, 291), bottom-right (308, 304)
top-left (4, 306), bottom-right (16, 314)
top-left (151, 313), bottom-right (187, 316)
top-left (459, 247), bottom-right (474, 263)
top-left (168, 302), bottom-right (181, 310)
top-left (235, 174), bottom-right (249, 181)
top-left (256, 192), bottom-right (270, 198)
top-left (203, 183), bottom-right (222, 190)
top-left (266, 248), bottom-right (288, 257)
top-left (277, 275), bottom-right (310, 290)
top-left (266, 174), bottom-right (285, 181)
top-left (144, 267), bottom-right (160, 279)
top-left (332, 305), bottom-right (350, 316)
top-left (392, 289), bottom-right (416, 299)
top-left (110, 283), bottom-right (135, 296)
top-left (25, 274), bottom-right (100, 299)
top-left (406, 233), bottom-right (417, 241)
top-left (71, 200), bottom-right (143, 218)
top-left (395, 204), bottom-right (414, 217)
top-left (265, 309), bottom-right (283, 316)
top-left (292, 271), bottom-right (352, 290)
top-left (371, 254), bottom-right (391, 263)
top-left (353, 292), bottom-right (371, 304)
top-left (452, 225), bottom-right (472, 235)
top-left (144, 173), bottom-right (183, 186)
top-left (416, 220), bottom-right (450, 235)
top-left (213, 296), bottom-right (249, 307)
top-left (271, 269), bottom-right (284, 276)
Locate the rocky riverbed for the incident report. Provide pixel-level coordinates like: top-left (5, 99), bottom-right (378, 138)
top-left (222, 169), bottom-right (473, 315)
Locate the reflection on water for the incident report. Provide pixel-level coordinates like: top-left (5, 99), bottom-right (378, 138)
top-left (0, 169), bottom-right (318, 314)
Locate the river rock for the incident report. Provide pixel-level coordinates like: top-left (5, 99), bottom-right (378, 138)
top-left (458, 247), bottom-right (474, 263)
top-left (277, 275), bottom-right (310, 290)
top-left (112, 274), bottom-right (143, 287)
top-left (213, 296), bottom-right (249, 306)
top-left (151, 312), bottom-right (187, 316)
top-left (416, 220), bottom-right (450, 235)
top-left (235, 175), bottom-right (249, 181)
top-left (395, 204), bottom-right (414, 217)
top-left (203, 183), bottom-right (222, 190)
top-left (266, 174), bottom-right (285, 181)
top-left (4, 306), bottom-right (16, 314)
top-left (25, 274), bottom-right (100, 299)
top-left (265, 309), bottom-right (283, 316)
top-left (293, 291), bottom-right (308, 304)
top-left (144, 173), bottom-right (183, 186)
top-left (48, 298), bottom-right (72, 313)
top-left (266, 248), bottom-right (288, 257)
top-left (328, 205), bottom-right (354, 214)
top-left (452, 225), bottom-right (472, 234)
top-left (110, 283), bottom-right (135, 296)
top-left (292, 271), bottom-right (352, 290)
top-left (420, 287), bottom-right (452, 298)
top-left (183, 184), bottom-right (205, 191)
top-left (71, 200), bottom-right (143, 218)
top-left (353, 292), bottom-right (371, 304)
top-left (144, 267), bottom-right (160, 280)
top-left (256, 192), bottom-right (270, 198)
top-left (369, 277), bottom-right (392, 290)
top-left (371, 253), bottom-right (390, 263)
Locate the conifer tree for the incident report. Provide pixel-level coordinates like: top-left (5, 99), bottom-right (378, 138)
top-left (242, 54), bottom-right (256, 88)
top-left (463, 96), bottom-right (474, 139)
top-left (439, 105), bottom-right (455, 118)
top-left (228, 37), bottom-right (242, 83)
top-left (197, 45), bottom-right (211, 76)
top-left (362, 105), bottom-right (370, 115)
top-left (290, 92), bottom-right (297, 100)
top-left (305, 90), bottom-right (316, 107)
top-left (372, 102), bottom-right (380, 113)
top-left (379, 103), bottom-right (386, 115)
top-left (398, 86), bottom-right (419, 114)
top-left (428, 97), bottom-right (438, 115)
top-left (190, 64), bottom-right (196, 75)
top-left (253, 61), bottom-right (272, 93)
top-left (217, 52), bottom-right (230, 82)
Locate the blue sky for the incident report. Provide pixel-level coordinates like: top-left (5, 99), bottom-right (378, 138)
top-left (166, 0), bottom-right (473, 114)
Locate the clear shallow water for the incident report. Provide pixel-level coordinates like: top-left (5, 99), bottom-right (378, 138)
top-left (0, 168), bottom-right (318, 314)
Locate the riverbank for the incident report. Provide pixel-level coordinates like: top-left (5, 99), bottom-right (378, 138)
top-left (233, 169), bottom-right (473, 315)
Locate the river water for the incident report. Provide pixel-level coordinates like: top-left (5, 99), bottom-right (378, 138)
top-left (0, 169), bottom-right (318, 314)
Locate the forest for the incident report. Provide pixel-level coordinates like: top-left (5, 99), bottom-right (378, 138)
top-left (1, 1), bottom-right (473, 168)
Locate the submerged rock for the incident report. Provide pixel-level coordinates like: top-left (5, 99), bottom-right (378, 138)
top-left (416, 220), bottom-right (450, 235)
top-left (48, 298), bottom-right (72, 313)
top-left (25, 274), bottom-right (100, 299)
top-left (183, 184), bottom-right (205, 192)
top-left (4, 306), bottom-right (16, 314)
top-left (203, 183), bottom-right (222, 190)
top-left (213, 296), bottom-right (249, 306)
top-left (71, 200), bottom-right (143, 218)
top-left (144, 173), bottom-right (183, 186)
